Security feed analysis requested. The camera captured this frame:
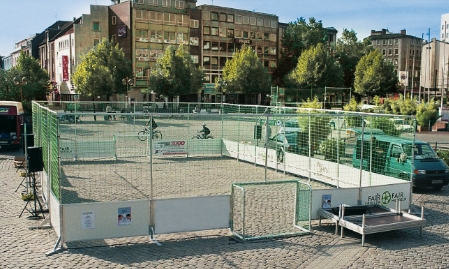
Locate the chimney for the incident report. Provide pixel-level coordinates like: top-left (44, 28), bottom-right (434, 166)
top-left (401, 29), bottom-right (406, 35)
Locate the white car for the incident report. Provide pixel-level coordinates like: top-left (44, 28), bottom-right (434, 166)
top-left (391, 118), bottom-right (413, 131)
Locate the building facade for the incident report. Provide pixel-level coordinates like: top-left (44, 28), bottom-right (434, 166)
top-left (369, 29), bottom-right (423, 97)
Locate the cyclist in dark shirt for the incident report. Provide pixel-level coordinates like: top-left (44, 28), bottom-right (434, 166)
top-left (200, 123), bottom-right (210, 139)
top-left (146, 118), bottom-right (158, 129)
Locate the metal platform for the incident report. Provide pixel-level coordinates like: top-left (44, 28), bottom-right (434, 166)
top-left (318, 204), bottom-right (426, 246)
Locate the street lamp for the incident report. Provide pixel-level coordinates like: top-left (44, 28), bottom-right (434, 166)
top-left (122, 77), bottom-right (133, 103)
top-left (13, 77), bottom-right (27, 102)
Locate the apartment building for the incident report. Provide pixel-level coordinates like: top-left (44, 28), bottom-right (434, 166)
top-left (369, 29), bottom-right (423, 97)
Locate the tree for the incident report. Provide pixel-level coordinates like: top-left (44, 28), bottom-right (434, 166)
top-left (288, 43), bottom-right (343, 89)
top-left (335, 29), bottom-right (373, 88)
top-left (297, 97), bottom-right (331, 155)
top-left (72, 38), bottom-right (131, 99)
top-left (221, 45), bottom-right (271, 96)
top-left (354, 50), bottom-right (398, 97)
top-left (273, 17), bottom-right (328, 85)
top-left (2, 52), bottom-right (50, 112)
top-left (149, 45), bottom-right (203, 100)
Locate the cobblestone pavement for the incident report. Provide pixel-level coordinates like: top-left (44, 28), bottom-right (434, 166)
top-left (2, 142), bottom-right (449, 269)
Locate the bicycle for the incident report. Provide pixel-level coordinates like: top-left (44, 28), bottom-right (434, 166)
top-left (137, 128), bottom-right (162, 141)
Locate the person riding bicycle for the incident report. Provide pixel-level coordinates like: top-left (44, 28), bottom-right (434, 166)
top-left (199, 123), bottom-right (210, 139)
top-left (145, 118), bottom-right (158, 130)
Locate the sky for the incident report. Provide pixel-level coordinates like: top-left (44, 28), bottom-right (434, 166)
top-left (0, 0), bottom-right (446, 56)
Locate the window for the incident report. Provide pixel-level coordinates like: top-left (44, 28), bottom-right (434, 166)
top-left (149, 0), bottom-right (158, 6)
top-left (235, 15), bottom-right (242, 24)
top-left (235, 30), bottom-right (242, 38)
top-left (377, 40), bottom-right (380, 45)
top-left (211, 27), bottom-right (218, 36)
top-left (175, 0), bottom-right (184, 9)
top-left (395, 48), bottom-right (398, 55)
top-left (135, 0), bottom-right (144, 3)
top-left (270, 20), bottom-right (277, 28)
top-left (136, 10), bottom-right (148, 20)
top-left (162, 0), bottom-right (171, 7)
top-left (269, 47), bottom-right (276, 55)
top-left (112, 16), bottom-right (116, 25)
top-left (136, 29), bottom-right (148, 39)
top-left (383, 39), bottom-right (386, 45)
top-left (212, 42), bottom-right (219, 51)
top-left (203, 56), bottom-right (210, 65)
top-left (203, 11), bottom-right (210, 20)
top-left (191, 55), bottom-right (199, 64)
top-left (382, 49), bottom-right (386, 55)
top-left (220, 42), bottom-right (227, 51)
top-left (257, 46), bottom-right (262, 54)
top-left (388, 39), bottom-right (392, 45)
top-left (203, 41), bottom-right (210, 50)
top-left (203, 26), bottom-right (210, 35)
top-left (190, 37), bottom-right (199, 46)
top-left (150, 30), bottom-right (162, 42)
top-left (388, 48), bottom-right (392, 55)
top-left (149, 11), bottom-right (162, 21)
top-left (164, 31), bottom-right (176, 43)
top-left (264, 19), bottom-right (270, 27)
top-left (164, 13), bottom-right (176, 24)
top-left (177, 14), bottom-right (188, 25)
top-left (243, 31), bottom-right (248, 38)
top-left (93, 22), bottom-right (100, 31)
top-left (257, 18), bottom-right (263, 26)
top-left (211, 57), bottom-right (218, 66)
top-left (228, 14), bottom-right (234, 22)
top-left (250, 32), bottom-right (255, 39)
top-left (94, 38), bottom-right (100, 46)
top-left (227, 29), bottom-right (234, 38)
top-left (250, 17), bottom-right (256, 25)
top-left (394, 38), bottom-right (398, 44)
top-left (190, 19), bottom-right (199, 28)
top-left (443, 25), bottom-right (445, 30)
top-left (219, 27), bottom-right (226, 37)
top-left (243, 16), bottom-right (249, 24)
top-left (211, 12), bottom-right (218, 21)
top-left (220, 57), bottom-right (227, 66)
top-left (269, 33), bottom-right (276, 42)
top-left (227, 43), bottom-right (234, 52)
top-left (220, 13), bottom-right (226, 22)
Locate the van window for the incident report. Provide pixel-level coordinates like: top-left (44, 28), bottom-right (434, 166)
top-left (390, 145), bottom-right (402, 158)
top-left (403, 144), bottom-right (437, 159)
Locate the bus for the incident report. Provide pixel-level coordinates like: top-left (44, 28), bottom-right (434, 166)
top-left (0, 101), bottom-right (24, 149)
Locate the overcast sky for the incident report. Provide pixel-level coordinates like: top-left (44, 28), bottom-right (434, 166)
top-left (0, 0), bottom-right (445, 56)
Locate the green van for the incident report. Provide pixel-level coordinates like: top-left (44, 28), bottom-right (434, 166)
top-left (352, 134), bottom-right (449, 190)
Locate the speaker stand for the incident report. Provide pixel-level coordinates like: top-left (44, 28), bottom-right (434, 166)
top-left (19, 172), bottom-right (45, 220)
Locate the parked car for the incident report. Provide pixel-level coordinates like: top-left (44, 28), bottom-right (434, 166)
top-left (390, 118), bottom-right (413, 132)
top-left (265, 132), bottom-right (311, 162)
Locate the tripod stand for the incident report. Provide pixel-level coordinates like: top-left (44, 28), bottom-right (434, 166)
top-left (19, 172), bottom-right (45, 220)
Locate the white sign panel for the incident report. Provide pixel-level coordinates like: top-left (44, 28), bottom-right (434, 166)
top-left (153, 140), bottom-right (187, 156)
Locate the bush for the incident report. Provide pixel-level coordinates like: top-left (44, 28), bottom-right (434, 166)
top-left (437, 149), bottom-right (449, 166)
top-left (416, 100), bottom-right (440, 127)
top-left (319, 138), bottom-right (345, 162)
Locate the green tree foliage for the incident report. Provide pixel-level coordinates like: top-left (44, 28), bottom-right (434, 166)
top-left (72, 38), bottom-right (131, 99)
top-left (149, 45), bottom-right (203, 100)
top-left (221, 45), bottom-right (271, 95)
top-left (297, 97), bottom-right (331, 154)
top-left (1, 52), bottom-right (50, 112)
top-left (343, 97), bottom-right (363, 127)
top-left (416, 99), bottom-right (440, 127)
top-left (382, 95), bottom-right (417, 115)
top-left (273, 17), bottom-right (328, 85)
top-left (354, 50), bottom-right (398, 97)
top-left (288, 43), bottom-right (343, 88)
top-left (335, 29), bottom-right (373, 88)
